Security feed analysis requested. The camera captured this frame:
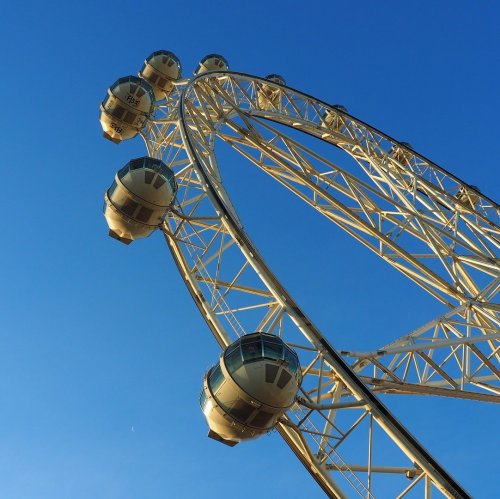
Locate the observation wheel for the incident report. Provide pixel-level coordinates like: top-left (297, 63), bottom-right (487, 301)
top-left (99, 53), bottom-right (500, 498)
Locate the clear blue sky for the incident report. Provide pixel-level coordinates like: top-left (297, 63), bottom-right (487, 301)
top-left (0, 1), bottom-right (498, 497)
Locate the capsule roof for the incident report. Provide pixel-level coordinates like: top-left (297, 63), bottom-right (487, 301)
top-left (194, 53), bottom-right (229, 75)
top-left (200, 53), bottom-right (228, 65)
top-left (332, 104), bottom-right (348, 113)
top-left (147, 49), bottom-right (181, 66)
top-left (223, 332), bottom-right (301, 381)
top-left (118, 156), bottom-right (177, 193)
top-left (107, 75), bottom-right (155, 102)
top-left (265, 74), bottom-right (286, 85)
top-left (459, 184), bottom-right (481, 193)
top-left (143, 50), bottom-right (182, 76)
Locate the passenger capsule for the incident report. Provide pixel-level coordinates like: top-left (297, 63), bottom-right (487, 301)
top-left (194, 53), bottom-right (229, 75)
top-left (257, 74), bottom-right (286, 111)
top-left (390, 141), bottom-right (414, 165)
top-left (456, 184), bottom-right (480, 209)
top-left (139, 50), bottom-right (182, 99)
top-left (103, 157), bottom-right (177, 244)
top-left (100, 76), bottom-right (155, 143)
top-left (200, 332), bottom-right (301, 446)
top-left (323, 104), bottom-right (348, 131)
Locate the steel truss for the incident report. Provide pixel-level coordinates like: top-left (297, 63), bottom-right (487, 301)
top-left (139, 72), bottom-right (500, 498)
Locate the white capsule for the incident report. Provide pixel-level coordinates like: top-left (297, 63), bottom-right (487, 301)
top-left (103, 157), bottom-right (177, 244)
top-left (257, 74), bottom-right (286, 111)
top-left (200, 332), bottom-right (301, 446)
top-left (456, 184), bottom-right (480, 210)
top-left (194, 53), bottom-right (229, 75)
top-left (322, 104), bottom-right (348, 131)
top-left (139, 50), bottom-right (182, 99)
top-left (100, 76), bottom-right (154, 143)
top-left (389, 141), bottom-right (414, 165)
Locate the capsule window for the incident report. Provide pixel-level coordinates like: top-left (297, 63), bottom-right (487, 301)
top-left (250, 410), bottom-right (274, 428)
top-left (129, 83), bottom-right (138, 94)
top-left (242, 340), bottom-right (262, 363)
top-left (118, 166), bottom-right (129, 179)
top-left (277, 369), bottom-right (292, 389)
top-left (208, 364), bottom-right (225, 394)
top-left (265, 363), bottom-right (279, 383)
top-left (108, 179), bottom-right (118, 197)
top-left (153, 175), bottom-right (166, 189)
top-left (136, 206), bottom-right (153, 223)
top-left (144, 171), bottom-right (155, 184)
top-left (121, 199), bottom-right (139, 217)
top-left (167, 59), bottom-right (174, 67)
top-left (199, 390), bottom-right (208, 411)
top-left (136, 88), bottom-right (145, 98)
top-left (263, 338), bottom-right (283, 361)
top-left (284, 346), bottom-right (298, 375)
top-left (157, 77), bottom-right (167, 88)
top-left (228, 399), bottom-right (255, 423)
top-left (169, 176), bottom-right (177, 194)
top-left (112, 104), bottom-right (126, 120)
top-left (225, 342), bottom-right (239, 357)
top-left (149, 73), bottom-right (159, 84)
top-left (225, 346), bottom-right (243, 374)
top-left (123, 110), bottom-right (137, 125)
top-left (129, 158), bottom-right (144, 170)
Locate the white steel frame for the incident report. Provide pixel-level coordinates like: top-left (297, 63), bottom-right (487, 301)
top-left (134, 71), bottom-right (500, 498)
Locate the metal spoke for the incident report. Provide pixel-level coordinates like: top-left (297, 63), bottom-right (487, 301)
top-left (117, 70), bottom-right (500, 497)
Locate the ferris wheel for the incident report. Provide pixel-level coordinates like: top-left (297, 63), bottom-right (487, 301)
top-left (99, 51), bottom-right (500, 498)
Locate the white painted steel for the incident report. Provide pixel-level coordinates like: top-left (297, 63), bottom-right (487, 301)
top-left (126, 71), bottom-right (500, 497)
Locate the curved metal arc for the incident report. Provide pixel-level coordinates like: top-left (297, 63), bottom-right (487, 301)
top-left (189, 86), bottom-right (499, 398)
top-left (194, 70), bottom-right (500, 215)
top-left (203, 85), bottom-right (500, 305)
top-left (177, 74), bottom-right (470, 499)
top-left (225, 109), bottom-right (497, 255)
top-left (215, 112), bottom-right (469, 304)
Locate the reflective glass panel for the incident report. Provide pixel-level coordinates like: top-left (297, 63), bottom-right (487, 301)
top-left (277, 370), bottom-right (292, 389)
top-left (225, 342), bottom-right (239, 357)
top-left (118, 165), bottom-right (129, 179)
top-left (153, 176), bottom-right (166, 189)
top-left (129, 158), bottom-right (144, 170)
top-left (199, 389), bottom-right (208, 410)
top-left (108, 179), bottom-right (118, 197)
top-left (265, 363), bottom-right (279, 383)
top-left (144, 171), bottom-right (155, 184)
top-left (135, 206), bottom-right (153, 223)
top-left (169, 176), bottom-right (177, 193)
top-left (112, 104), bottom-right (126, 120)
top-left (250, 410), bottom-right (274, 428)
top-left (208, 364), bottom-right (225, 394)
top-left (263, 339), bottom-right (283, 361)
top-left (224, 346), bottom-right (243, 374)
top-left (120, 199), bottom-right (138, 217)
top-left (242, 340), bottom-right (262, 363)
top-left (228, 399), bottom-right (255, 423)
top-left (123, 110), bottom-right (136, 125)
top-left (284, 346), bottom-right (298, 375)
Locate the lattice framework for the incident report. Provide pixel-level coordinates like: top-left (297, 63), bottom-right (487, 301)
top-left (135, 72), bottom-right (500, 498)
